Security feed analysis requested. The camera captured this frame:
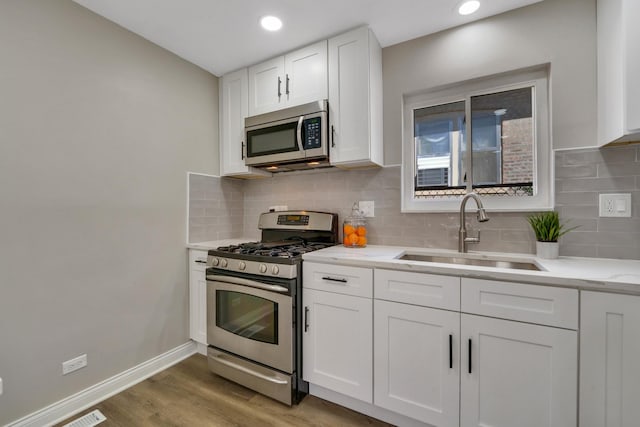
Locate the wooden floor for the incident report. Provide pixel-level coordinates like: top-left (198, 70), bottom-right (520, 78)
top-left (56, 354), bottom-right (393, 427)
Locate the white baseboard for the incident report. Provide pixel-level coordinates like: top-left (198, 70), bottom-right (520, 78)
top-left (8, 341), bottom-right (197, 427)
top-left (195, 341), bottom-right (208, 355)
top-left (309, 384), bottom-right (431, 427)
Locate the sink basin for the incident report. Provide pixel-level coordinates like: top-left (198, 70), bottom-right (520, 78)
top-left (399, 253), bottom-right (541, 271)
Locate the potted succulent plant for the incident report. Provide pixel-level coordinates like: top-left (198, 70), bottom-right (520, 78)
top-left (527, 211), bottom-right (577, 259)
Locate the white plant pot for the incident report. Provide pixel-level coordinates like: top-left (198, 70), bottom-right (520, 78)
top-left (536, 241), bottom-right (559, 259)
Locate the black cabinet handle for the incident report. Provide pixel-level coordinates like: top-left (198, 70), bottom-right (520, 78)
top-left (449, 334), bottom-right (453, 369)
top-left (322, 276), bottom-right (347, 283)
top-left (194, 260), bottom-right (207, 264)
top-left (285, 74), bottom-right (290, 95)
top-left (277, 76), bottom-right (282, 98)
top-left (468, 338), bottom-right (472, 374)
top-left (241, 141), bottom-right (245, 160)
top-left (331, 125), bottom-right (335, 147)
top-left (304, 307), bottom-right (309, 332)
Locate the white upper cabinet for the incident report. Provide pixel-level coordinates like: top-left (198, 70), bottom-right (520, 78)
top-left (328, 26), bottom-right (383, 167)
top-left (597, 0), bottom-right (640, 145)
top-left (219, 68), bottom-right (269, 177)
top-left (248, 40), bottom-right (327, 116)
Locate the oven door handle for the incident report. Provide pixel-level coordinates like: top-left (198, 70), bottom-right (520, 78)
top-left (207, 274), bottom-right (289, 293)
top-left (210, 353), bottom-right (288, 385)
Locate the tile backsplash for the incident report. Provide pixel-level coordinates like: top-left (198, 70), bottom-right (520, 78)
top-left (190, 144), bottom-right (640, 260)
top-left (188, 173), bottom-right (244, 243)
top-left (555, 145), bottom-right (639, 259)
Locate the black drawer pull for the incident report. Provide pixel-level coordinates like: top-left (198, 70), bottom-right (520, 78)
top-left (321, 276), bottom-right (347, 283)
top-left (449, 334), bottom-right (453, 369)
top-left (194, 260), bottom-right (207, 264)
top-left (468, 338), bottom-right (472, 374)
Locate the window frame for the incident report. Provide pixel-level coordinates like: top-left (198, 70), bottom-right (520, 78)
top-left (401, 67), bottom-right (553, 212)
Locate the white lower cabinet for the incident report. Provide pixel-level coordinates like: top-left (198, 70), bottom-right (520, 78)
top-left (374, 299), bottom-right (460, 427)
top-left (303, 265), bottom-right (579, 427)
top-left (460, 314), bottom-right (577, 427)
top-left (580, 291), bottom-right (640, 427)
top-left (302, 288), bottom-right (373, 403)
top-left (188, 249), bottom-right (208, 345)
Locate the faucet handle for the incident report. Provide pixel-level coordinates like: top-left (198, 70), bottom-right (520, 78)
top-left (464, 230), bottom-right (481, 244)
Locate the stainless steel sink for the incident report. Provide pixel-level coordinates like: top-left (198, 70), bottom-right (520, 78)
top-left (399, 253), bottom-right (541, 271)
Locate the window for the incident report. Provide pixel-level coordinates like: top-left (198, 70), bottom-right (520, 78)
top-left (402, 67), bottom-right (552, 212)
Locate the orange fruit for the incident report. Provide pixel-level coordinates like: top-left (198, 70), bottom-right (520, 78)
top-left (357, 236), bottom-right (367, 246)
top-left (343, 224), bottom-right (355, 236)
top-left (356, 226), bottom-right (367, 236)
top-left (343, 236), bottom-right (348, 246)
top-left (348, 233), bottom-right (359, 245)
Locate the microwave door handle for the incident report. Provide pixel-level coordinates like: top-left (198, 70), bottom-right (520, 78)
top-left (296, 116), bottom-right (304, 152)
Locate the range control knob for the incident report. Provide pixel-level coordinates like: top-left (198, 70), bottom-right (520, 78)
top-left (259, 264), bottom-right (268, 273)
top-left (211, 258), bottom-right (220, 267)
top-left (220, 259), bottom-right (228, 268)
top-left (238, 261), bottom-right (246, 271)
top-left (272, 266), bottom-right (280, 275)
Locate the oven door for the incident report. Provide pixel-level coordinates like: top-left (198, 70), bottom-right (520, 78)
top-left (206, 275), bottom-right (293, 373)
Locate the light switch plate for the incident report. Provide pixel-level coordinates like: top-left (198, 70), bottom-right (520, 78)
top-left (599, 193), bottom-right (632, 217)
top-left (359, 201), bottom-right (375, 217)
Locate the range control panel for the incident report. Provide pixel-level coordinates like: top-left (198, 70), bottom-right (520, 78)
top-left (277, 214), bottom-right (310, 226)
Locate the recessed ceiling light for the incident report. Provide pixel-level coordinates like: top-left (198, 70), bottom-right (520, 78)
top-left (260, 15), bottom-right (282, 32)
top-left (458, 0), bottom-right (481, 15)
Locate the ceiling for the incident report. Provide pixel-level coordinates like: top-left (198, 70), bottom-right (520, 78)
top-left (73, 0), bottom-right (544, 76)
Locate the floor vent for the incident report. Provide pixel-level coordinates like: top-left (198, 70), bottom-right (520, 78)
top-left (63, 409), bottom-right (106, 427)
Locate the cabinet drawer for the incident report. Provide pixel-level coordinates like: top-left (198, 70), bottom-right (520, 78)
top-left (303, 262), bottom-right (372, 298)
top-left (461, 278), bottom-right (578, 329)
top-left (374, 269), bottom-right (460, 310)
top-left (189, 249), bottom-right (208, 272)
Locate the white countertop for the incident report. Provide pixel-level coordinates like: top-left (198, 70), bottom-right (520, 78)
top-left (187, 238), bottom-right (256, 251)
top-left (302, 245), bottom-right (640, 295)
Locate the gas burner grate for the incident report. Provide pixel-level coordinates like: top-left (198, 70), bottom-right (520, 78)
top-left (215, 241), bottom-right (334, 259)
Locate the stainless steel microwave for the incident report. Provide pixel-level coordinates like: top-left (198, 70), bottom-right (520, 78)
top-left (244, 100), bottom-right (328, 169)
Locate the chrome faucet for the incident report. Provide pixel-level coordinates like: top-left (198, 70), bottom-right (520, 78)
top-left (458, 192), bottom-right (489, 253)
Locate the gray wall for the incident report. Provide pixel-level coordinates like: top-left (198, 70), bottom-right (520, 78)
top-left (0, 1), bottom-right (218, 424)
top-left (382, 0), bottom-right (597, 165)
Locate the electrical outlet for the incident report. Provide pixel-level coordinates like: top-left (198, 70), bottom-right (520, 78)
top-left (62, 354), bottom-right (87, 375)
top-left (359, 201), bottom-right (375, 217)
top-left (599, 193), bottom-right (631, 217)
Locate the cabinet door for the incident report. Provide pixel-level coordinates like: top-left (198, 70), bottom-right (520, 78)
top-left (374, 300), bottom-right (459, 426)
top-left (189, 250), bottom-right (208, 344)
top-left (328, 26), bottom-right (382, 167)
top-left (284, 40), bottom-right (327, 108)
top-left (303, 288), bottom-right (373, 403)
top-left (248, 56), bottom-right (284, 116)
top-left (460, 314), bottom-right (577, 427)
top-left (580, 291), bottom-right (640, 427)
top-left (220, 69), bottom-right (249, 176)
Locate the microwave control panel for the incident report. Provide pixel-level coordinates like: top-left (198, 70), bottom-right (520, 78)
top-left (302, 117), bottom-right (322, 149)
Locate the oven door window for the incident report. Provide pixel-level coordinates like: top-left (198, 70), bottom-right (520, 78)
top-left (216, 290), bottom-right (278, 344)
top-left (246, 122), bottom-right (299, 158)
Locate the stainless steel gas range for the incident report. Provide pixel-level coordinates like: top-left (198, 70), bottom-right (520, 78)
top-left (205, 210), bottom-right (338, 405)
